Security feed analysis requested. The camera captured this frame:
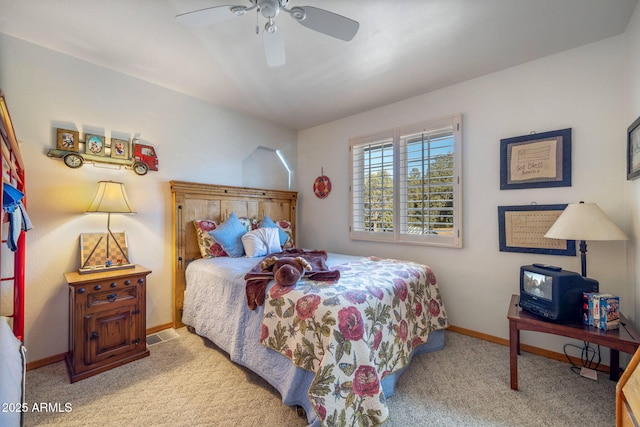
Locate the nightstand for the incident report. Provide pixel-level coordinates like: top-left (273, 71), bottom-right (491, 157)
top-left (64, 265), bottom-right (151, 383)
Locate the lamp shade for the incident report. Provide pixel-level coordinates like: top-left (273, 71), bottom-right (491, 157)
top-left (544, 202), bottom-right (628, 241)
top-left (86, 181), bottom-right (136, 214)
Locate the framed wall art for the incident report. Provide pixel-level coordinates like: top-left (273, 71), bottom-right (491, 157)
top-left (56, 128), bottom-right (79, 151)
top-left (110, 138), bottom-right (130, 159)
top-left (85, 134), bottom-right (106, 156)
top-left (500, 128), bottom-right (571, 190)
top-left (498, 204), bottom-right (576, 256)
top-left (627, 115), bottom-right (640, 180)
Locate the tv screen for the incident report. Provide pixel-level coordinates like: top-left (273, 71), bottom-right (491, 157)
top-left (522, 270), bottom-right (552, 301)
top-left (519, 264), bottom-right (599, 322)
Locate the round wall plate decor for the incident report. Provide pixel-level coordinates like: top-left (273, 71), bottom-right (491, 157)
top-left (313, 175), bottom-right (332, 199)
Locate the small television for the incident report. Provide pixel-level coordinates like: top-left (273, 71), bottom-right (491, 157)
top-left (519, 264), bottom-right (599, 323)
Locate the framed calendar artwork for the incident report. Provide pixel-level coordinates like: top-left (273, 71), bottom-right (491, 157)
top-left (498, 204), bottom-right (576, 256)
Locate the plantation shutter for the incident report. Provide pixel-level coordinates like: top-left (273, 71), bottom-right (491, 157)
top-left (351, 132), bottom-right (396, 241)
top-left (399, 119), bottom-right (456, 244)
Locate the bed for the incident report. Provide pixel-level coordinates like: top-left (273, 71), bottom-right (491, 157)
top-left (171, 181), bottom-right (448, 426)
top-left (0, 90), bottom-right (28, 427)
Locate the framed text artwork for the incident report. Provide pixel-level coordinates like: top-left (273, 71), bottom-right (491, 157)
top-left (498, 204), bottom-right (576, 256)
top-left (627, 115), bottom-right (640, 180)
top-left (500, 128), bottom-right (572, 190)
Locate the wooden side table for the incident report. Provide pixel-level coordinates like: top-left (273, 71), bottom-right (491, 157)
top-left (507, 294), bottom-right (640, 391)
top-left (65, 265), bottom-right (151, 383)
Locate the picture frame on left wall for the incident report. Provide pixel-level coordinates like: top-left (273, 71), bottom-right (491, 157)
top-left (85, 134), bottom-right (106, 156)
top-left (56, 128), bottom-right (79, 151)
top-left (627, 115), bottom-right (640, 180)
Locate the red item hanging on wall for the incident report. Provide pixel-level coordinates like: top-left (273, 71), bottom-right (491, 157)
top-left (313, 174), bottom-right (332, 199)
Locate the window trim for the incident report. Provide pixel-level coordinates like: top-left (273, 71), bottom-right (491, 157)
top-left (349, 114), bottom-right (463, 248)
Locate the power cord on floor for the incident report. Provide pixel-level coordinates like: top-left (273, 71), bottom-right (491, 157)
top-left (563, 341), bottom-right (602, 375)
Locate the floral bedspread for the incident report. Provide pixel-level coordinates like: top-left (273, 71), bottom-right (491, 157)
top-left (261, 256), bottom-right (448, 427)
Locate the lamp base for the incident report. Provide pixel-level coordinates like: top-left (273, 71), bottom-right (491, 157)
top-left (78, 263), bottom-right (135, 275)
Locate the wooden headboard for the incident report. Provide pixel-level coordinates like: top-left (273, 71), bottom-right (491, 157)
top-left (170, 181), bottom-right (298, 328)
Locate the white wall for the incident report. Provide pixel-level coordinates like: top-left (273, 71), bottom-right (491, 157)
top-left (298, 36), bottom-right (629, 359)
top-left (0, 33), bottom-right (297, 362)
top-left (625, 3), bottom-right (640, 328)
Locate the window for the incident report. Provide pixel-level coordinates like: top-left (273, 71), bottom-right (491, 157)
top-left (350, 114), bottom-right (462, 248)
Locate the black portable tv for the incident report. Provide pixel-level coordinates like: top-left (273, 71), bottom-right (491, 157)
top-left (519, 264), bottom-right (599, 323)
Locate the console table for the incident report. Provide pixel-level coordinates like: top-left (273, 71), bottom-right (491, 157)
top-left (507, 294), bottom-right (640, 390)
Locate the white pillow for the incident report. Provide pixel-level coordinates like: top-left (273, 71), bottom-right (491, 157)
top-left (241, 227), bottom-right (281, 258)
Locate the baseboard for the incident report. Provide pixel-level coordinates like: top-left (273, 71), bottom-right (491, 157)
top-left (448, 324), bottom-right (611, 373)
top-left (146, 322), bottom-right (173, 335)
top-left (26, 323), bottom-right (175, 371)
top-left (26, 352), bottom-right (67, 371)
top-left (26, 323), bottom-right (606, 373)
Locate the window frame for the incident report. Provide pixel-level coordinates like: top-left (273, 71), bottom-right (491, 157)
top-left (349, 114), bottom-right (463, 248)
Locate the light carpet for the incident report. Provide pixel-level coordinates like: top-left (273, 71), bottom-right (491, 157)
top-left (24, 329), bottom-right (617, 426)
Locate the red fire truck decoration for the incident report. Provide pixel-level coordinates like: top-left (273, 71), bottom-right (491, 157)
top-left (47, 129), bottom-right (158, 175)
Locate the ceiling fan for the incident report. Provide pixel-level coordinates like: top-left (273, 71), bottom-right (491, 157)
top-left (176, 0), bottom-right (359, 67)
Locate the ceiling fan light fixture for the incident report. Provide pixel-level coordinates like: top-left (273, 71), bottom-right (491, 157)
top-left (289, 7), bottom-right (306, 21)
top-left (231, 6), bottom-right (248, 16)
top-left (265, 19), bottom-right (278, 34)
top-left (258, 0), bottom-right (280, 19)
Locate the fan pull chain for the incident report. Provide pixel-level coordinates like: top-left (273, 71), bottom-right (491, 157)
top-left (255, 8), bottom-right (259, 34)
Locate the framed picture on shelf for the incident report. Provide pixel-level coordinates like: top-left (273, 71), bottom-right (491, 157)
top-left (85, 134), bottom-right (106, 156)
top-left (498, 204), bottom-right (576, 256)
top-left (56, 128), bottom-right (80, 151)
top-left (627, 116), bottom-right (640, 180)
top-left (500, 128), bottom-right (572, 190)
top-left (110, 138), bottom-right (130, 159)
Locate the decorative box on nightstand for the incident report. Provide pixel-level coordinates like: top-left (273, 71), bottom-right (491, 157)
top-left (64, 265), bottom-right (151, 383)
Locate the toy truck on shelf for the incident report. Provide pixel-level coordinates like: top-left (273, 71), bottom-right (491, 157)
top-left (47, 137), bottom-right (159, 175)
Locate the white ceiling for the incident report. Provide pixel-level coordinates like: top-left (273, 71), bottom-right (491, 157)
top-left (0, 0), bottom-right (637, 130)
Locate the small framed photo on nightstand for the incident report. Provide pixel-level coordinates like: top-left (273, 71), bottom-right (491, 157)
top-left (79, 232), bottom-right (134, 274)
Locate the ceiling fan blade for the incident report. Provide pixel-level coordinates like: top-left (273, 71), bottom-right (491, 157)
top-left (263, 27), bottom-right (286, 67)
top-left (293, 6), bottom-right (359, 41)
top-left (176, 5), bottom-right (239, 28)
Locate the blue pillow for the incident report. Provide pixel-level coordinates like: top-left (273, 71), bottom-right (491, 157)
top-left (260, 215), bottom-right (288, 246)
top-left (209, 213), bottom-right (247, 257)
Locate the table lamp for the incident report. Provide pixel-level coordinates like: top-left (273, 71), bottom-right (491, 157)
top-left (544, 201), bottom-right (628, 277)
top-left (81, 181), bottom-right (136, 272)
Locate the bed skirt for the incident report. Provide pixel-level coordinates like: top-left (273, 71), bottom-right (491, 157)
top-left (195, 326), bottom-right (445, 427)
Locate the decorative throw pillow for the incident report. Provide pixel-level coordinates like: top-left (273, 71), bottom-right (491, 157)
top-left (241, 227), bottom-right (281, 258)
top-left (209, 212), bottom-right (247, 257)
top-left (193, 220), bottom-right (228, 258)
top-left (260, 215), bottom-right (290, 247)
top-left (238, 217), bottom-right (259, 233)
top-left (276, 219), bottom-right (295, 249)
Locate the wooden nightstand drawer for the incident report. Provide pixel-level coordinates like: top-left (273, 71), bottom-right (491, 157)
top-left (87, 286), bottom-right (137, 308)
top-left (65, 265), bottom-right (151, 383)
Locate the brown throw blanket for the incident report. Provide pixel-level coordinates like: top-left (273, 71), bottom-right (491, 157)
top-left (244, 248), bottom-right (341, 310)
